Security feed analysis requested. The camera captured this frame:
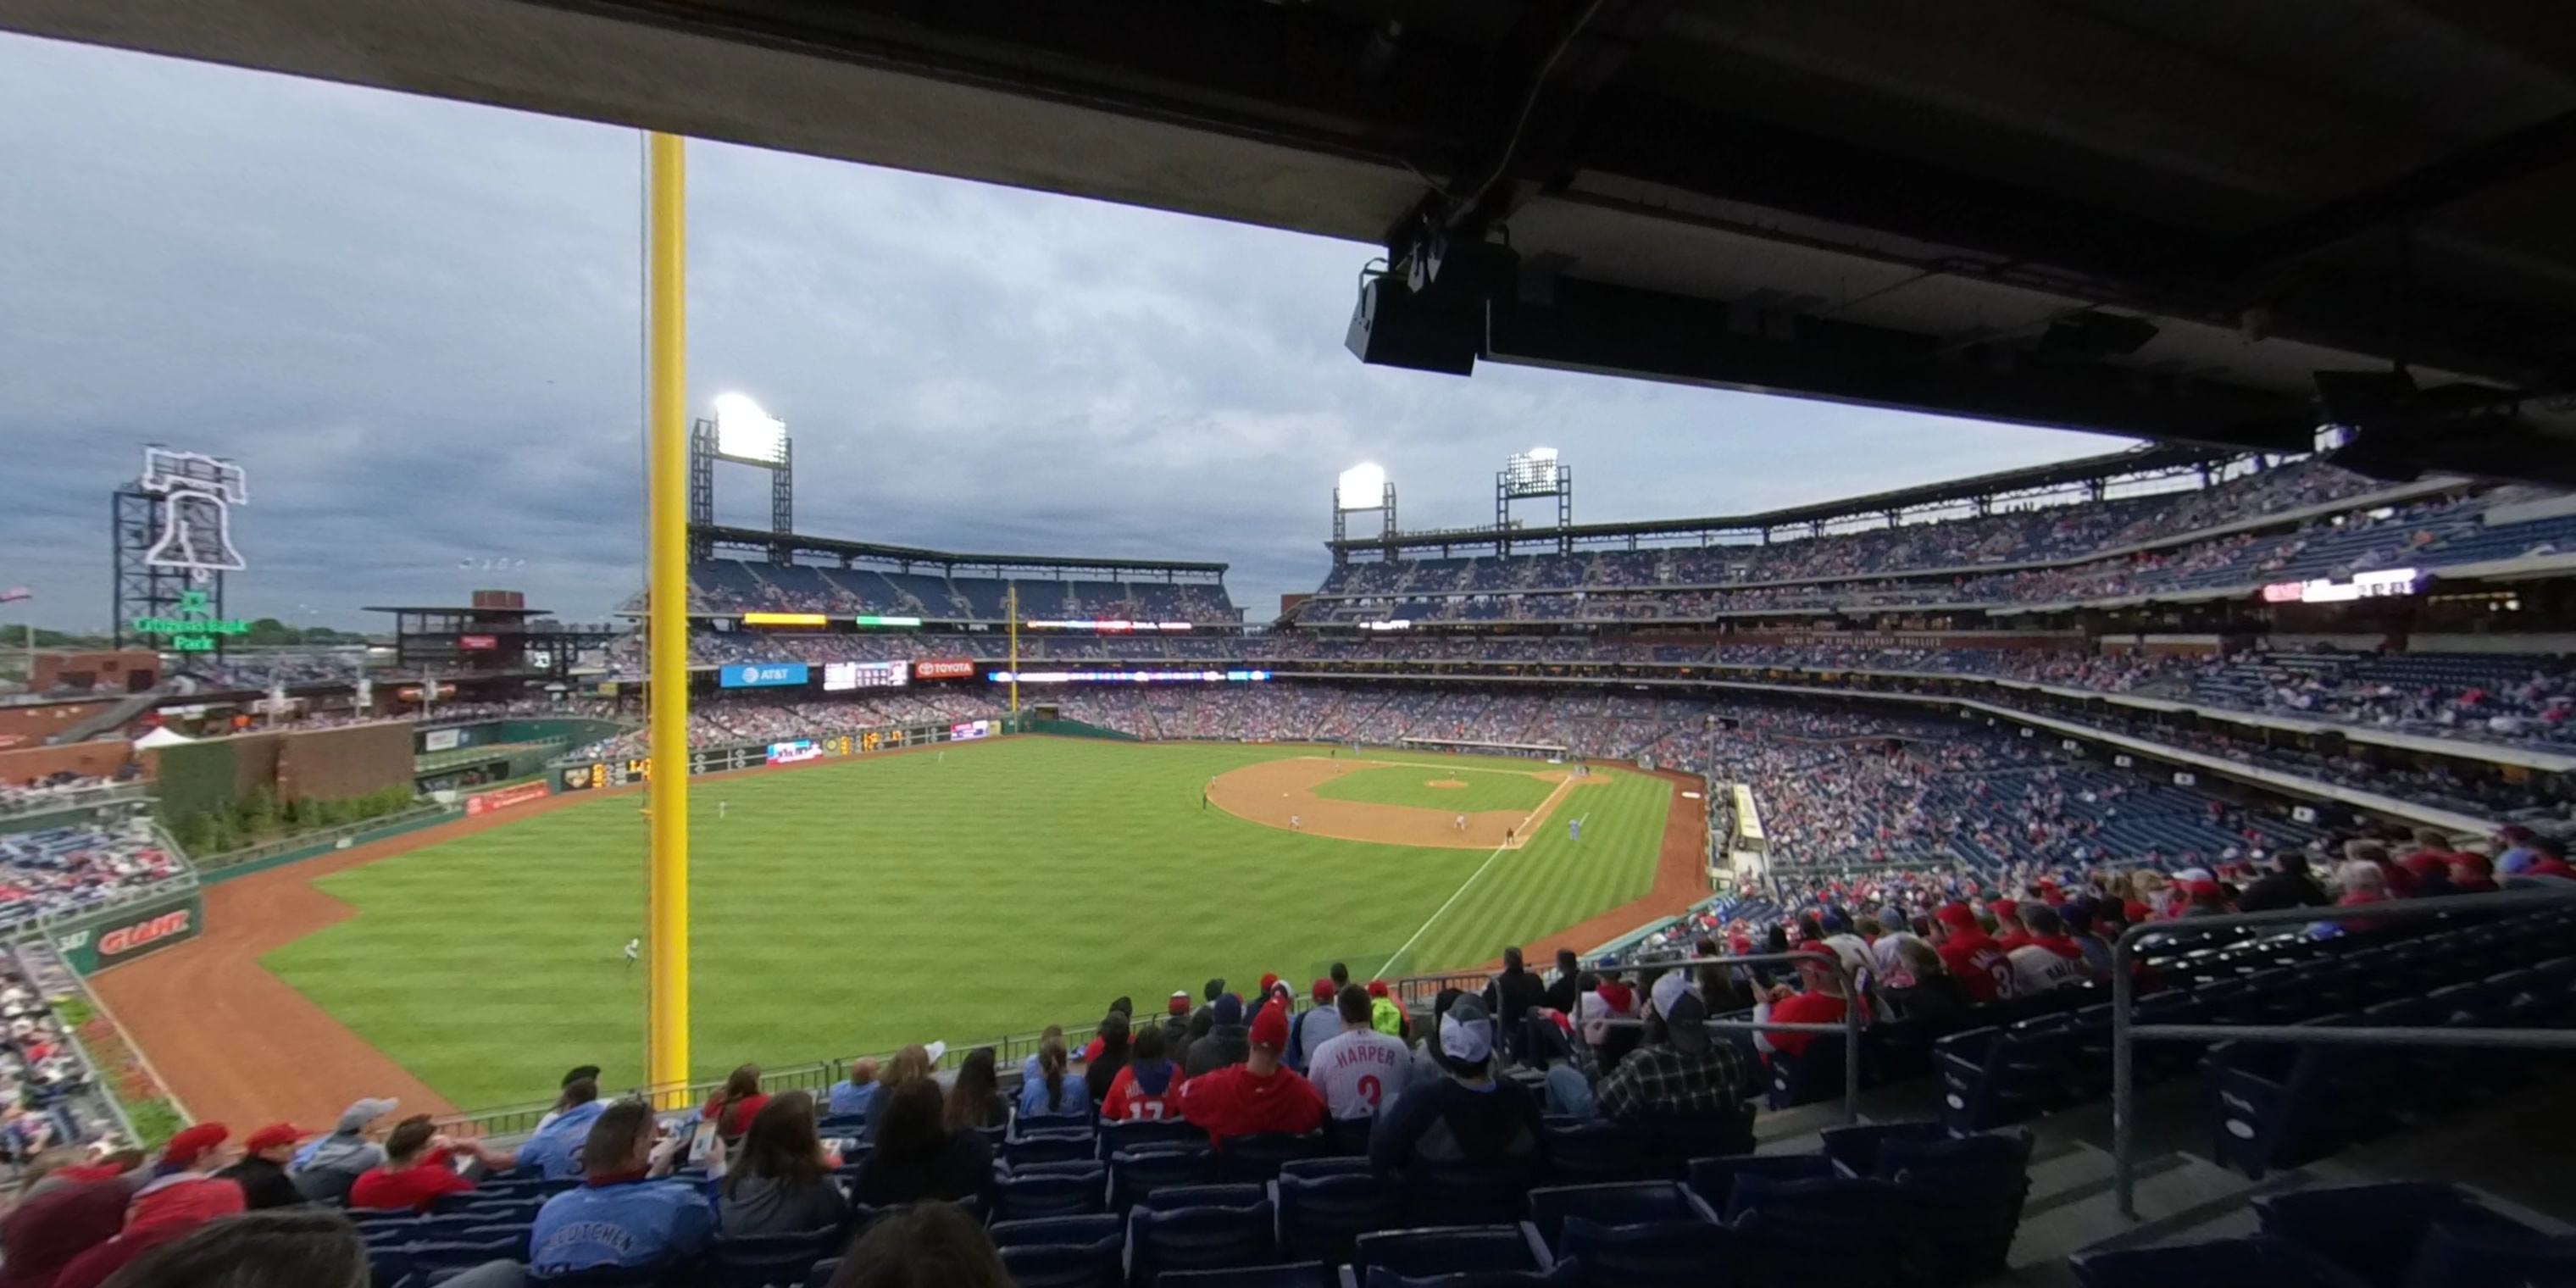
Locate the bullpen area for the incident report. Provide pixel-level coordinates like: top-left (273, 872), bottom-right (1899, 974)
top-left (95, 736), bottom-right (1707, 1124)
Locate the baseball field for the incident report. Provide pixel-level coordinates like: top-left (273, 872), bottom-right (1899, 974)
top-left (97, 736), bottom-right (1707, 1122)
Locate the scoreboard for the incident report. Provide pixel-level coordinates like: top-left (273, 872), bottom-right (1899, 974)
top-left (823, 660), bottom-right (908, 691)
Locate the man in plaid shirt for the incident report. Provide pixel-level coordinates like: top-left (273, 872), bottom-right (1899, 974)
top-left (1581, 972), bottom-right (1748, 1122)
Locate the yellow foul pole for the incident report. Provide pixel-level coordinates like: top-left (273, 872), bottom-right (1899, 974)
top-left (645, 131), bottom-right (691, 1101)
top-left (1008, 585), bottom-right (1020, 716)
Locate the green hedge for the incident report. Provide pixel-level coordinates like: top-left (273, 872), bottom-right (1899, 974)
top-left (169, 783), bottom-right (417, 857)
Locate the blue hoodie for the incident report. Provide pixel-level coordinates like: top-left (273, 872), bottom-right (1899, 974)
top-left (530, 1176), bottom-right (716, 1275)
top-left (516, 1099), bottom-right (611, 1181)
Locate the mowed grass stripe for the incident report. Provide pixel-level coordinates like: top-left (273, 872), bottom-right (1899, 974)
top-left (258, 740), bottom-right (1663, 1108)
top-left (1385, 767), bottom-right (1668, 974)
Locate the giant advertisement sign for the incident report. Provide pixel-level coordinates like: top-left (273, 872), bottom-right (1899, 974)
top-left (53, 890), bottom-right (206, 974)
top-left (719, 663), bottom-right (809, 689)
top-left (914, 658), bottom-right (977, 680)
top-left (464, 781), bottom-right (552, 815)
top-left (2259, 567), bottom-right (2421, 604)
top-left (951, 719), bottom-right (993, 741)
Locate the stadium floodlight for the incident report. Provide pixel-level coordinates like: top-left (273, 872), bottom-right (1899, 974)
top-left (710, 392), bottom-right (787, 464)
top-left (1335, 463), bottom-right (1388, 509)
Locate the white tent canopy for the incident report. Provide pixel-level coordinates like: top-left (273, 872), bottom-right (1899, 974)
top-left (132, 726), bottom-right (196, 749)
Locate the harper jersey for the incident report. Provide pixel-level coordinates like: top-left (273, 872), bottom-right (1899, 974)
top-left (1305, 1026), bottom-right (1412, 1121)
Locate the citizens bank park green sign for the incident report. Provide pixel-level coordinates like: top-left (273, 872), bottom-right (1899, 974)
top-left (130, 590), bottom-right (250, 653)
top-left (51, 891), bottom-right (206, 974)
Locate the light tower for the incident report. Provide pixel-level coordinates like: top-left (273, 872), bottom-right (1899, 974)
top-left (687, 392), bottom-right (794, 562)
top-left (1497, 447), bottom-right (1572, 555)
top-left (1331, 464), bottom-right (1397, 569)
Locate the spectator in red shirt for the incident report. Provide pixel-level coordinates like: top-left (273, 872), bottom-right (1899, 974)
top-left (702, 1066), bottom-right (770, 1146)
top-left (2448, 852), bottom-right (2498, 896)
top-left (1102, 1023), bottom-right (1184, 1123)
top-left (348, 1117), bottom-right (486, 1213)
top-left (1753, 944), bottom-right (1849, 1063)
top-left (1931, 903), bottom-right (2017, 1004)
top-left (1180, 999), bottom-right (1325, 1144)
top-left (0, 1154), bottom-right (138, 1288)
top-left (1989, 899), bottom-right (2033, 953)
top-left (56, 1125), bottom-right (246, 1288)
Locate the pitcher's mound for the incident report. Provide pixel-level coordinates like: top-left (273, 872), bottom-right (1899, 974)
top-left (1424, 779), bottom-right (1469, 789)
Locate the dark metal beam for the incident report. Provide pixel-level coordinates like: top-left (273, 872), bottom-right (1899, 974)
top-left (2219, 109), bottom-right (2576, 273)
top-left (1479, 277), bottom-right (2316, 452)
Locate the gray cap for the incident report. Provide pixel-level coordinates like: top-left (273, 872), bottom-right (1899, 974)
top-left (336, 1097), bottom-right (398, 1134)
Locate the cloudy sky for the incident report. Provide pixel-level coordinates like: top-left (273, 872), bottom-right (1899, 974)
top-left (0, 34), bottom-right (2128, 629)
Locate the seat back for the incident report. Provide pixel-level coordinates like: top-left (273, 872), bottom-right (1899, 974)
top-left (1216, 1133), bottom-right (1329, 1183)
top-left (1275, 1171), bottom-right (1396, 1264)
top-left (712, 1229), bottom-right (841, 1288)
top-left (1352, 1224), bottom-right (1541, 1280)
top-left (995, 1235), bottom-right (1124, 1288)
top-left (1156, 1262), bottom-right (1331, 1288)
top-left (1557, 1215), bottom-right (1739, 1287)
top-left (1525, 1182), bottom-right (1703, 1246)
top-left (988, 1214), bottom-right (1122, 1249)
top-left (1683, 1154), bottom-right (1832, 1213)
top-left (997, 1163), bottom-right (1108, 1221)
top-left (1403, 1158), bottom-right (1536, 1226)
top-left (1100, 1120), bottom-right (1204, 1158)
top-left (1009, 1130), bottom-right (1099, 1168)
top-left (2070, 1235), bottom-right (2373, 1288)
top-left (1141, 1183), bottom-right (1267, 1213)
top-left (1359, 1264), bottom-right (1581, 1288)
top-left (1112, 1146), bottom-right (1214, 1212)
top-left (1128, 1201), bottom-right (1276, 1286)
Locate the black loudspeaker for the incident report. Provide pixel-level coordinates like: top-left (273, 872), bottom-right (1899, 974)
top-left (1346, 274), bottom-right (1480, 375)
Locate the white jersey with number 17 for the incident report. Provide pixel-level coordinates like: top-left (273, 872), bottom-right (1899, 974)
top-left (1305, 1027), bottom-right (1412, 1121)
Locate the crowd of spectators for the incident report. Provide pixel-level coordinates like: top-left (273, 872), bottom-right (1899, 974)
top-left (0, 819), bottom-right (188, 932)
top-left (567, 691), bottom-right (1002, 762)
top-left (676, 558), bottom-right (1241, 626)
top-left (2, 951), bottom-right (104, 1171)
top-left (0, 770), bottom-right (144, 819)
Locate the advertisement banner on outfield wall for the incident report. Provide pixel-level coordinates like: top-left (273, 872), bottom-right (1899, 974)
top-left (951, 719), bottom-right (992, 741)
top-left (53, 890), bottom-right (206, 974)
top-left (465, 781), bottom-right (551, 816)
top-left (561, 764), bottom-right (601, 791)
top-left (914, 658), bottom-right (977, 680)
top-left (423, 729), bottom-right (462, 752)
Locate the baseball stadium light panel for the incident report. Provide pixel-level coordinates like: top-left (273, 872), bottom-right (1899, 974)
top-left (1336, 463), bottom-right (1386, 507)
top-left (711, 392), bottom-right (787, 464)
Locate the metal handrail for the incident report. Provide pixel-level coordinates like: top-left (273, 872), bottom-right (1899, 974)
top-left (1385, 951), bottom-right (1865, 1123)
top-left (2110, 886), bottom-right (2576, 1219)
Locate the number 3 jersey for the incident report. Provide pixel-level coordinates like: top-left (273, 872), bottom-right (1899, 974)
top-left (1306, 1027), bottom-right (1414, 1121)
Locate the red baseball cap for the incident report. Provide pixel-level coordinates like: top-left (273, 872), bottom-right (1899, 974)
top-left (1168, 991), bottom-right (1190, 1016)
top-left (1366, 980), bottom-right (1390, 998)
top-left (1988, 898), bottom-right (2020, 921)
top-left (243, 1124), bottom-right (305, 1154)
top-left (1311, 978), bottom-right (1335, 1002)
top-left (1258, 972), bottom-right (1280, 995)
top-left (1249, 999), bottom-right (1290, 1051)
top-left (1935, 903), bottom-right (1980, 931)
top-left (162, 1122), bottom-right (230, 1169)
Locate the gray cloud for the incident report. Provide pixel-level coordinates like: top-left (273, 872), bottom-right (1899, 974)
top-left (0, 34), bottom-right (2122, 630)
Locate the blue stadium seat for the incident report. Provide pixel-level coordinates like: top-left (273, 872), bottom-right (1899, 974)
top-left (1215, 1133), bottom-right (1328, 1183)
top-left (397, 1240), bottom-right (525, 1282)
top-left (997, 1235), bottom-right (1124, 1288)
top-left (1349, 1225), bottom-right (1547, 1281)
top-left (1278, 1157), bottom-right (1374, 1180)
top-left (1552, 1215), bottom-right (1737, 1288)
top-left (1763, 1034), bottom-right (1851, 1111)
top-left (2400, 1220), bottom-right (2576, 1288)
top-left (459, 1225), bottom-right (534, 1258)
top-left (1935, 1019), bottom-right (2069, 1132)
top-left (2255, 1183), bottom-right (2553, 1288)
top-left (712, 1230), bottom-right (843, 1288)
top-left (1111, 1146), bottom-right (1216, 1213)
top-left (989, 1214), bottom-right (1123, 1249)
top-left (999, 1163), bottom-right (1109, 1221)
top-left (1127, 1200), bottom-right (1275, 1286)
top-left (1722, 1174), bottom-right (1910, 1288)
top-left (1399, 1158), bottom-right (1537, 1226)
top-left (1274, 1171), bottom-right (1396, 1264)
top-left (525, 1264), bottom-right (667, 1288)
top-left (1817, 1121), bottom-right (1951, 1179)
top-left (1524, 1183), bottom-right (1712, 1246)
top-left (1538, 1123), bottom-right (1645, 1186)
top-left (2071, 1236), bottom-right (2373, 1288)
top-left (1158, 1263), bottom-right (1330, 1288)
top-left (1353, 1263), bottom-right (1580, 1288)
top-left (1100, 1121), bottom-right (1204, 1159)
top-left (1012, 1130), bottom-right (1100, 1168)
top-left (1139, 1184), bottom-right (1266, 1213)
top-left (1682, 1154), bottom-right (1832, 1213)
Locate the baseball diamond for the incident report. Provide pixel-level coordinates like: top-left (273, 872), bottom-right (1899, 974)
top-left (94, 736), bottom-right (1704, 1121)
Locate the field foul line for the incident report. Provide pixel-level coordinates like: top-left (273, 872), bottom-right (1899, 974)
top-left (1374, 839), bottom-right (1514, 980)
top-left (1374, 777), bottom-right (1586, 980)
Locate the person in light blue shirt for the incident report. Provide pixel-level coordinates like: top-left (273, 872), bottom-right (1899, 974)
top-left (516, 1080), bottom-right (610, 1181)
top-left (825, 1058), bottom-right (879, 1123)
top-left (530, 1101), bottom-right (715, 1279)
top-left (1015, 1036), bottom-right (1091, 1124)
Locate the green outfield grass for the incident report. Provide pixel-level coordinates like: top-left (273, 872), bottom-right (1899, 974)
top-left (1309, 761), bottom-right (1559, 813)
top-left (258, 737), bottom-right (1670, 1109)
